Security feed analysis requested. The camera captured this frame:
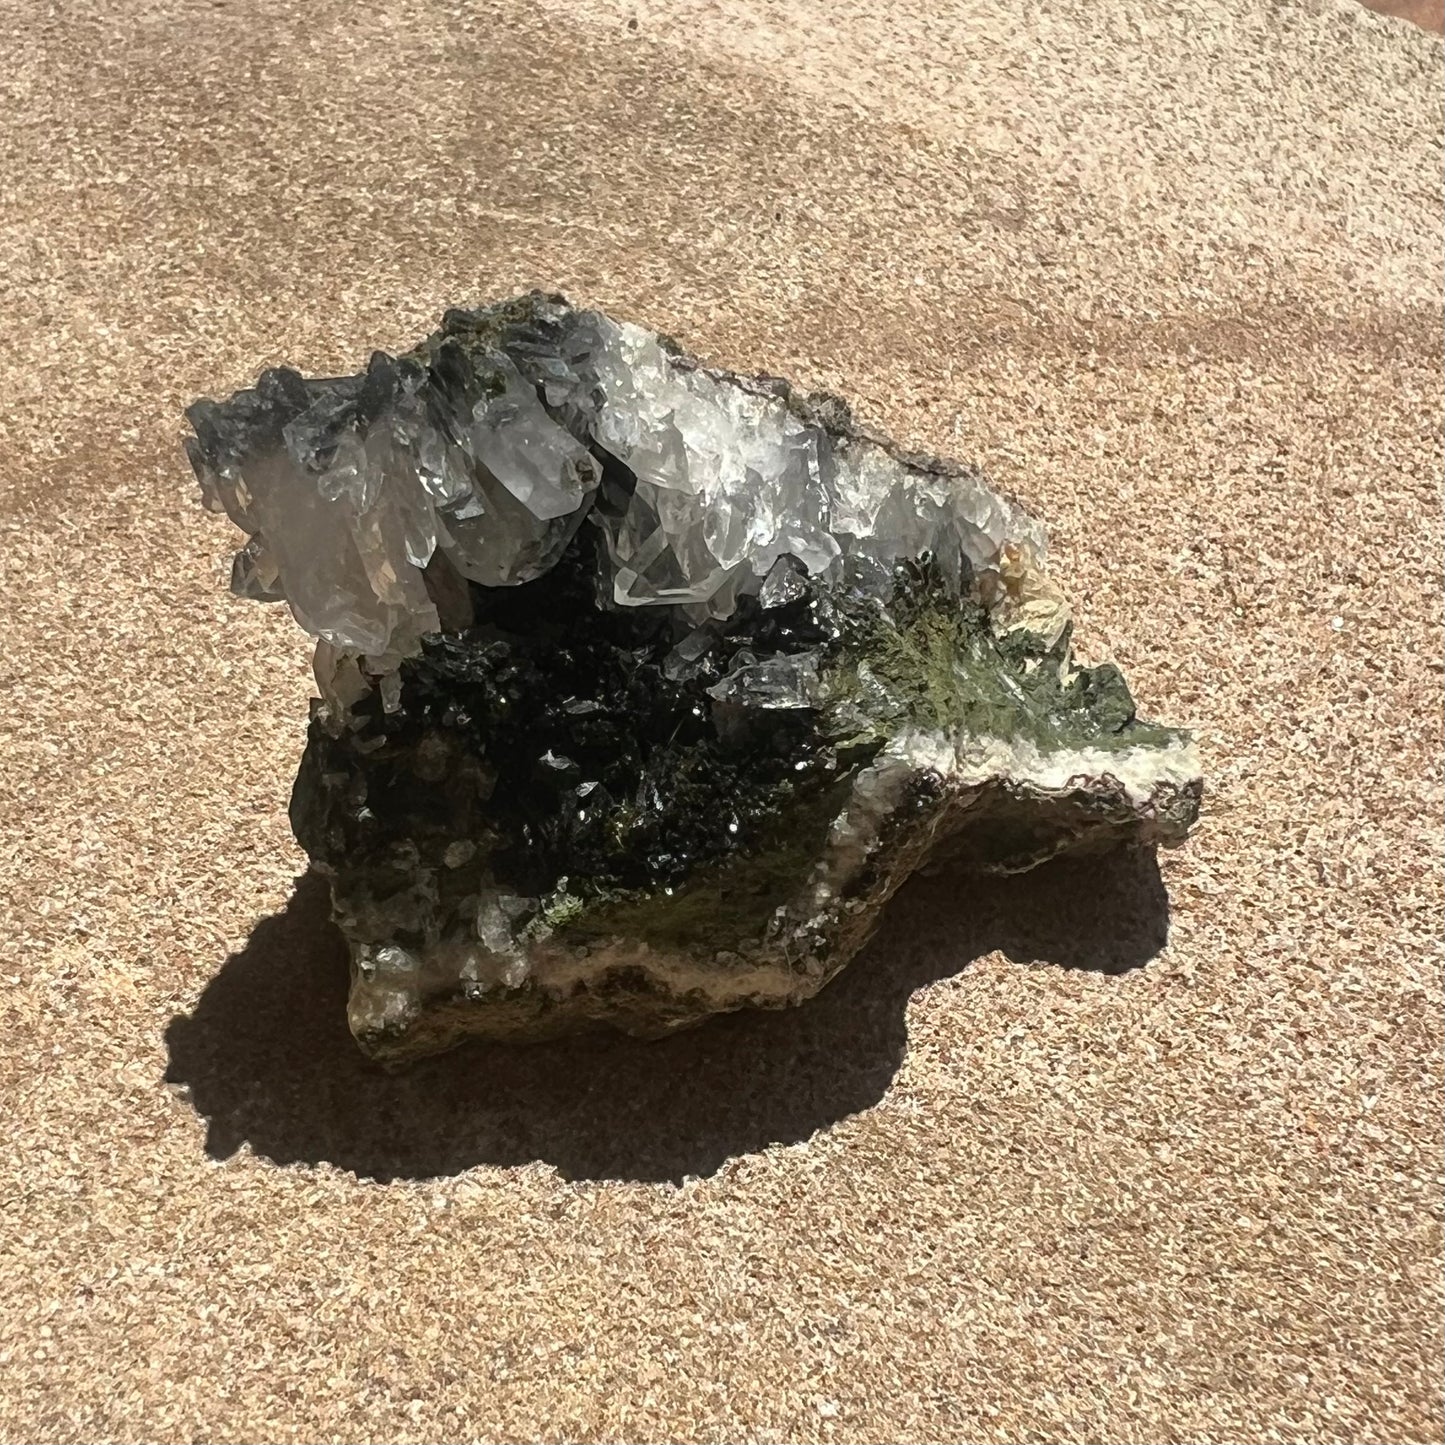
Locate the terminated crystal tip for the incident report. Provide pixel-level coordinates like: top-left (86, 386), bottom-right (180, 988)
top-left (186, 292), bottom-right (1201, 1064)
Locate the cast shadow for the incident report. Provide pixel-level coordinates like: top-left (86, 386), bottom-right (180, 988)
top-left (164, 847), bottom-right (1170, 1184)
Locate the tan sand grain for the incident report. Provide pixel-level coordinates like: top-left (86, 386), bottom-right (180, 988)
top-left (0, 1), bottom-right (1440, 1441)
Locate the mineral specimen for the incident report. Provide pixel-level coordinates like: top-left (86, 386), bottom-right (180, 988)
top-left (186, 293), bottom-right (1201, 1064)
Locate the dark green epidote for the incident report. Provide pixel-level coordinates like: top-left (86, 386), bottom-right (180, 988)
top-left (295, 538), bottom-right (844, 900)
top-left (293, 523), bottom-right (1178, 959)
top-left (285, 296), bottom-right (1188, 972)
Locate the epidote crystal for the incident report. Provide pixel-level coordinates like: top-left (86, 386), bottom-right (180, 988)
top-left (186, 292), bottom-right (1201, 1064)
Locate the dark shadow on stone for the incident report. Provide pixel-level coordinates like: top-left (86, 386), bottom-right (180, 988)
top-left (164, 846), bottom-right (1170, 1184)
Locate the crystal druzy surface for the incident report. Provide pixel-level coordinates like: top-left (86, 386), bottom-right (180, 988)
top-left (186, 293), bottom-right (1201, 1063)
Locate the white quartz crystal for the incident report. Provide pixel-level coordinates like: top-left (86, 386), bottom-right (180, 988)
top-left (186, 300), bottom-right (1054, 693)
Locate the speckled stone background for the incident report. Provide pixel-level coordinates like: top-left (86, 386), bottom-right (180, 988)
top-left (0, 1), bottom-right (1440, 1441)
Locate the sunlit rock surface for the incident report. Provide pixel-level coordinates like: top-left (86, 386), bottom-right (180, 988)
top-left (186, 292), bottom-right (1201, 1064)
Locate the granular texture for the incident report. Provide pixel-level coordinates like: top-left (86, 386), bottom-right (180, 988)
top-left (0, 1), bottom-right (1439, 1441)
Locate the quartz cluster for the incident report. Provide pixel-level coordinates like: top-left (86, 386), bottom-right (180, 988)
top-left (186, 293), bottom-right (1201, 1064)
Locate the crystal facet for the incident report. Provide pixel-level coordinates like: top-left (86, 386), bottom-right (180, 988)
top-left (186, 292), bottom-right (1201, 1064)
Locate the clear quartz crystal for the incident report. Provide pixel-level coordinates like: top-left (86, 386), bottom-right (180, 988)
top-left (758, 554), bottom-right (809, 609)
top-left (662, 622), bottom-right (718, 681)
top-left (469, 355), bottom-right (600, 521)
top-left (708, 651), bottom-right (822, 709)
top-left (185, 299), bottom-right (1054, 695)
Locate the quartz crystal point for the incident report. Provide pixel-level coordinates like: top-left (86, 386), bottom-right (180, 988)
top-left (186, 293), bottom-right (1201, 1064)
